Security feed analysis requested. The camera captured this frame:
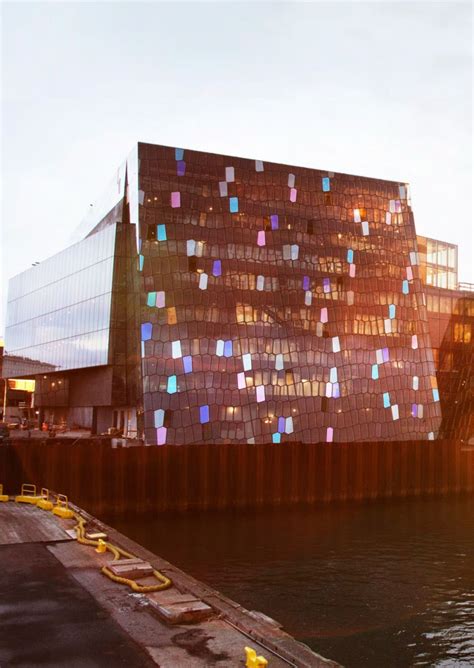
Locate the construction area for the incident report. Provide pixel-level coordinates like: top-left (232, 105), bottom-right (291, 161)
top-left (0, 488), bottom-right (337, 667)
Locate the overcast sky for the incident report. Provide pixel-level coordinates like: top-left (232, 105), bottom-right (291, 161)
top-left (1, 1), bottom-right (472, 334)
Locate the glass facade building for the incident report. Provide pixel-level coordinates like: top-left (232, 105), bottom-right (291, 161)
top-left (135, 144), bottom-right (442, 444)
top-left (417, 235), bottom-right (458, 290)
top-left (4, 224), bottom-right (117, 377)
top-left (6, 142), bottom-right (469, 445)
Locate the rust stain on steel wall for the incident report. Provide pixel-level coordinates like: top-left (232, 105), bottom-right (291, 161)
top-left (0, 440), bottom-right (473, 515)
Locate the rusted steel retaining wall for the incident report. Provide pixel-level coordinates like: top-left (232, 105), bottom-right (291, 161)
top-left (1, 440), bottom-right (473, 515)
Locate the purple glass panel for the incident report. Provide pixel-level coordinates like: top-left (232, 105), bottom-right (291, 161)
top-left (171, 191), bottom-right (181, 208)
top-left (200, 405), bottom-right (210, 424)
top-left (141, 322), bottom-right (152, 341)
top-left (156, 427), bottom-right (167, 445)
top-left (213, 260), bottom-right (222, 277)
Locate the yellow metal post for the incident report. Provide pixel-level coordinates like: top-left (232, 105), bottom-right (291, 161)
top-left (95, 539), bottom-right (107, 554)
top-left (37, 488), bottom-right (54, 511)
top-left (245, 646), bottom-right (268, 668)
top-left (52, 493), bottom-right (74, 519)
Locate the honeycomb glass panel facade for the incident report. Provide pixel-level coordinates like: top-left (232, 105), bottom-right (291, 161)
top-left (137, 143), bottom-right (442, 445)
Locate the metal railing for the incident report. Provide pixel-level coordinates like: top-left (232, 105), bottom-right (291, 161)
top-left (457, 282), bottom-right (474, 292)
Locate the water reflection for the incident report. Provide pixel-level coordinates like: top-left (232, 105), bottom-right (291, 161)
top-left (105, 496), bottom-right (474, 667)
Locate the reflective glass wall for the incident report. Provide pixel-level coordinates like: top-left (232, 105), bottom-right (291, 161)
top-left (417, 235), bottom-right (458, 290)
top-left (425, 285), bottom-right (474, 440)
top-left (137, 143), bottom-right (442, 445)
top-left (4, 224), bottom-right (117, 376)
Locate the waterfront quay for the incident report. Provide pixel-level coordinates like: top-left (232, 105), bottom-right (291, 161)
top-left (1, 437), bottom-right (473, 515)
top-left (0, 495), bottom-right (337, 667)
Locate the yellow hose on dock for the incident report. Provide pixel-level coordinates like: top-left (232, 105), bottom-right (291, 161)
top-left (73, 512), bottom-right (172, 593)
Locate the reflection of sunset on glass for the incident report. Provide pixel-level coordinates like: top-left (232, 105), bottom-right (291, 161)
top-left (1, 3), bottom-right (473, 668)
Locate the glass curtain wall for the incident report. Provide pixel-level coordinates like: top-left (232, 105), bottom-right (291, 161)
top-left (4, 224), bottom-right (117, 375)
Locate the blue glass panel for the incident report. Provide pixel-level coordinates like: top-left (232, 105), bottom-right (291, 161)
top-left (347, 249), bottom-right (354, 263)
top-left (412, 404), bottom-right (418, 417)
top-left (200, 405), bottom-right (209, 424)
top-left (389, 304), bottom-right (396, 319)
top-left (213, 260), bottom-right (222, 277)
top-left (183, 355), bottom-right (193, 373)
top-left (154, 409), bottom-right (164, 428)
top-left (302, 276), bottom-right (310, 290)
top-left (278, 416), bottom-right (285, 433)
top-left (333, 383), bottom-right (340, 398)
top-left (322, 177), bottom-right (330, 192)
top-left (271, 214), bottom-right (279, 230)
top-left (383, 392), bottom-right (391, 408)
top-left (157, 224), bottom-right (167, 241)
top-left (177, 160), bottom-right (186, 176)
top-left (139, 254), bottom-right (144, 271)
top-left (229, 197), bottom-right (239, 213)
top-left (432, 388), bottom-right (439, 402)
top-left (146, 292), bottom-right (156, 307)
top-left (402, 280), bottom-right (409, 294)
top-left (175, 148), bottom-right (184, 161)
top-left (141, 322), bottom-right (152, 341)
top-left (372, 364), bottom-right (379, 380)
top-left (224, 340), bottom-right (233, 357)
top-left (167, 375), bottom-right (177, 394)
top-left (272, 433), bottom-right (281, 443)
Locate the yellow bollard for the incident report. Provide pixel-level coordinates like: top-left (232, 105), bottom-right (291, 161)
top-left (95, 539), bottom-right (107, 554)
top-left (0, 484), bottom-right (9, 502)
top-left (37, 488), bottom-right (54, 511)
top-left (15, 483), bottom-right (44, 504)
top-left (245, 646), bottom-right (268, 668)
top-left (52, 493), bottom-right (74, 519)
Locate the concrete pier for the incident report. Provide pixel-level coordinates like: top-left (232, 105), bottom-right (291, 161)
top-left (0, 500), bottom-right (338, 667)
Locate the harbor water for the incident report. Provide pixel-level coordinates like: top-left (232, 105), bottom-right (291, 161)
top-left (105, 495), bottom-right (474, 667)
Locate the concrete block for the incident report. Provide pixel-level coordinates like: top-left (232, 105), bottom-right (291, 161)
top-left (148, 597), bottom-right (214, 625)
top-left (107, 558), bottom-right (154, 579)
